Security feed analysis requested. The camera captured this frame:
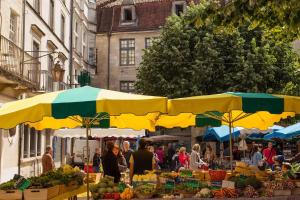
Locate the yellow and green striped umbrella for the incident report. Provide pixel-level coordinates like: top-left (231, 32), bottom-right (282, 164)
top-left (0, 86), bottom-right (167, 130)
top-left (166, 92), bottom-right (300, 171)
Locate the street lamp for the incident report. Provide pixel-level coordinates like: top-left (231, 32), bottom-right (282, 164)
top-left (51, 61), bottom-right (65, 82)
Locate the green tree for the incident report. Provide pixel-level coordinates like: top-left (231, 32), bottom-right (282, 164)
top-left (135, 3), bottom-right (300, 98)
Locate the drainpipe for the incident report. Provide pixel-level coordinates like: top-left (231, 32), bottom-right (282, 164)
top-left (69, 0), bottom-right (74, 87)
top-left (18, 0), bottom-right (26, 175)
top-left (107, 7), bottom-right (115, 89)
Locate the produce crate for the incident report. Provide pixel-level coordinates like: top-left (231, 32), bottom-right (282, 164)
top-left (209, 170), bottom-right (226, 181)
top-left (273, 189), bottom-right (292, 196)
top-left (0, 189), bottom-right (22, 200)
top-left (292, 188), bottom-right (300, 195)
top-left (24, 185), bottom-right (59, 200)
top-left (59, 182), bottom-right (79, 194)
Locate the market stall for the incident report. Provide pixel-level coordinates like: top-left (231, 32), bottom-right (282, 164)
top-left (0, 86), bottom-right (168, 200)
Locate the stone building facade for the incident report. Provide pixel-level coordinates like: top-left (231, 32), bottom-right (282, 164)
top-left (0, 0), bottom-right (97, 183)
top-left (94, 0), bottom-right (199, 92)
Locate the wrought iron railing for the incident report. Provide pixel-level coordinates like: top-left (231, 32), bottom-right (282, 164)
top-left (0, 35), bottom-right (40, 86)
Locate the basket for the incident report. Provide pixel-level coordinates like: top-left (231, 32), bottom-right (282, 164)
top-left (135, 191), bottom-right (154, 199)
top-left (209, 170), bottom-right (226, 181)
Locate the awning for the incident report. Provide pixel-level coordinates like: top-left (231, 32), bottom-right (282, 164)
top-left (54, 128), bottom-right (145, 138)
top-left (264, 123), bottom-right (300, 139)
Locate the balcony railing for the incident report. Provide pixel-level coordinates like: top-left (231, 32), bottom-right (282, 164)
top-left (28, 70), bottom-right (70, 92)
top-left (0, 35), bottom-right (40, 87)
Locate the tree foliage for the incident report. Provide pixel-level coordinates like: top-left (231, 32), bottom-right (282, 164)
top-left (135, 2), bottom-right (300, 98)
top-left (190, 0), bottom-right (300, 42)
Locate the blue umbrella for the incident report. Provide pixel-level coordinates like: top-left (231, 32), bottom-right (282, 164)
top-left (204, 125), bottom-right (243, 142)
top-left (264, 123), bottom-right (300, 139)
top-left (248, 125), bottom-right (284, 139)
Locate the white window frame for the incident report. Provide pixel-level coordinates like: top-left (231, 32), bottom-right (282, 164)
top-left (120, 39), bottom-right (135, 66)
top-left (9, 10), bottom-right (18, 43)
top-left (172, 1), bottom-right (186, 16)
top-left (120, 5), bottom-right (136, 25)
top-left (22, 125), bottom-right (43, 160)
top-left (120, 81), bottom-right (135, 93)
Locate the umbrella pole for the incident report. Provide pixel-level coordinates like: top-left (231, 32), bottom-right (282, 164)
top-left (86, 119), bottom-right (90, 200)
top-left (229, 112), bottom-right (233, 172)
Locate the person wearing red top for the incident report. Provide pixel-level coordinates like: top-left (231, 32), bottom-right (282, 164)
top-left (155, 146), bottom-right (165, 168)
top-left (263, 142), bottom-right (276, 168)
top-left (179, 147), bottom-right (189, 168)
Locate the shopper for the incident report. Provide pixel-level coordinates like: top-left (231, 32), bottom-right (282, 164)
top-left (179, 147), bottom-right (189, 169)
top-left (204, 144), bottom-right (216, 165)
top-left (102, 142), bottom-right (121, 183)
top-left (155, 146), bottom-right (165, 169)
top-left (171, 149), bottom-right (180, 171)
top-left (130, 139), bottom-right (154, 180)
top-left (250, 144), bottom-right (263, 167)
top-left (123, 141), bottom-right (133, 168)
top-left (117, 148), bottom-right (128, 172)
top-left (42, 146), bottom-right (55, 174)
top-left (148, 145), bottom-right (160, 169)
top-left (190, 144), bottom-right (207, 170)
top-left (263, 142), bottom-right (276, 169)
top-left (92, 147), bottom-right (101, 173)
top-left (167, 143), bottom-right (175, 168)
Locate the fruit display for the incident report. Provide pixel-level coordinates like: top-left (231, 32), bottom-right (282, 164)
top-left (89, 176), bottom-right (121, 200)
top-left (194, 188), bottom-right (212, 198)
top-left (229, 175), bottom-right (262, 189)
top-left (27, 165), bottom-right (84, 188)
top-left (134, 183), bottom-right (156, 199)
top-left (0, 180), bottom-right (16, 190)
top-left (208, 170), bottom-right (226, 181)
top-left (243, 185), bottom-right (259, 198)
top-left (132, 173), bottom-right (157, 183)
top-left (179, 169), bottom-right (193, 178)
top-left (160, 172), bottom-right (179, 179)
top-left (212, 188), bottom-right (238, 198)
top-left (287, 163), bottom-right (300, 179)
top-left (265, 180), bottom-right (295, 190)
top-left (120, 188), bottom-right (134, 200)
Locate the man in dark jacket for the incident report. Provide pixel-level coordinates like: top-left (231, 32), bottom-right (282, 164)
top-left (102, 142), bottom-right (121, 183)
top-left (129, 139), bottom-right (155, 181)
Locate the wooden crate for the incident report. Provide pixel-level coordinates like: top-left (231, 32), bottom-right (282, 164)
top-left (0, 190), bottom-right (22, 200)
top-left (292, 188), bottom-right (300, 195)
top-left (24, 185), bottom-right (59, 200)
top-left (59, 182), bottom-right (79, 194)
top-left (273, 189), bottom-right (292, 196)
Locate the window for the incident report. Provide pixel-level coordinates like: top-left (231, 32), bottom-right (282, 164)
top-left (175, 4), bottom-right (184, 16)
top-left (88, 47), bottom-right (95, 65)
top-left (49, 0), bottom-right (54, 29)
top-left (34, 0), bottom-right (41, 14)
top-left (9, 11), bottom-right (18, 43)
top-left (172, 2), bottom-right (186, 16)
top-left (31, 41), bottom-right (40, 83)
top-left (145, 38), bottom-right (156, 49)
top-left (37, 132), bottom-right (41, 156)
top-left (61, 15), bottom-right (65, 42)
top-left (120, 81), bottom-right (135, 93)
top-left (23, 125), bottom-right (42, 159)
top-left (30, 128), bottom-right (36, 157)
top-left (23, 125), bottom-right (29, 158)
top-left (48, 54), bottom-right (53, 72)
top-left (120, 39), bottom-right (135, 65)
top-left (121, 6), bottom-right (136, 24)
top-left (124, 9), bottom-right (132, 21)
top-left (74, 22), bottom-right (79, 52)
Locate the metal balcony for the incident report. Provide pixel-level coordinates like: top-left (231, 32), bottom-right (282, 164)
top-left (0, 35), bottom-right (40, 88)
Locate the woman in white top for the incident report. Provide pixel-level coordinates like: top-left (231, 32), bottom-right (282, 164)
top-left (190, 144), bottom-right (207, 170)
